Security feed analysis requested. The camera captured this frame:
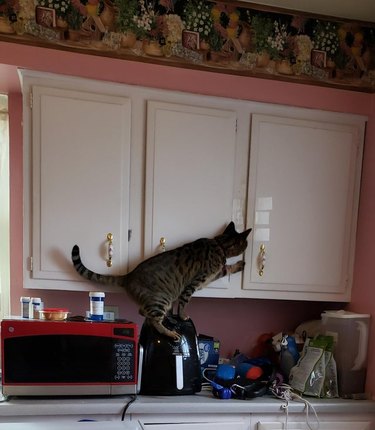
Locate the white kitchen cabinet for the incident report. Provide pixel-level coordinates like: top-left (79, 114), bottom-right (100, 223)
top-left (0, 423), bottom-right (142, 430)
top-left (140, 423), bottom-right (247, 429)
top-left (21, 70), bottom-right (365, 301)
top-left (243, 113), bottom-right (365, 301)
top-left (21, 70), bottom-right (250, 294)
top-left (131, 402), bottom-right (374, 430)
top-left (255, 418), bottom-right (371, 429)
top-left (144, 101), bottom-right (237, 254)
top-left (22, 72), bottom-right (133, 291)
top-left (144, 100), bottom-right (247, 296)
top-left (132, 413), bottom-right (250, 430)
top-left (140, 422), bottom-right (247, 429)
top-left (2, 393), bottom-right (375, 428)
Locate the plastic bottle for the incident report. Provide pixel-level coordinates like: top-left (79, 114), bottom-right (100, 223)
top-left (89, 292), bottom-right (105, 320)
top-left (20, 297), bottom-right (31, 318)
top-left (322, 310), bottom-right (370, 396)
top-left (280, 335), bottom-right (300, 382)
top-left (31, 297), bottom-right (42, 319)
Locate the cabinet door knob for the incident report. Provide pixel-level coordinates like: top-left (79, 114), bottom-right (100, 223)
top-left (257, 243), bottom-right (266, 276)
top-left (107, 233), bottom-right (114, 267)
top-left (160, 237), bottom-right (166, 252)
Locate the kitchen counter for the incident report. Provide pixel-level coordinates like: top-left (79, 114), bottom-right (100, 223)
top-left (1, 389), bottom-right (375, 422)
top-left (129, 391), bottom-right (375, 415)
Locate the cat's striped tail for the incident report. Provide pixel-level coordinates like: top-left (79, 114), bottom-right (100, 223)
top-left (71, 244), bottom-right (119, 286)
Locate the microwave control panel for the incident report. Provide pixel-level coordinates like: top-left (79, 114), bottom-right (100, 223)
top-left (113, 341), bottom-right (136, 382)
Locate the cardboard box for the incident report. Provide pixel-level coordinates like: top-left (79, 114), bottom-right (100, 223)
top-left (198, 335), bottom-right (220, 370)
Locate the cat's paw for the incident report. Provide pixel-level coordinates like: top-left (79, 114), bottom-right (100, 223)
top-left (229, 260), bottom-right (245, 273)
top-left (171, 330), bottom-right (182, 341)
top-left (152, 320), bottom-right (181, 341)
top-left (162, 326), bottom-right (181, 341)
top-left (178, 312), bottom-right (190, 321)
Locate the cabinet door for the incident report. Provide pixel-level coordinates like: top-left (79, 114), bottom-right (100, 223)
top-left (141, 423), bottom-right (247, 430)
top-left (24, 85), bottom-right (131, 290)
top-left (135, 413), bottom-right (250, 429)
top-left (144, 101), bottom-right (239, 294)
top-left (243, 114), bottom-right (364, 301)
top-left (257, 421), bottom-right (371, 430)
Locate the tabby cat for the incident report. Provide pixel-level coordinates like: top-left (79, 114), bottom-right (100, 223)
top-left (72, 222), bottom-right (251, 339)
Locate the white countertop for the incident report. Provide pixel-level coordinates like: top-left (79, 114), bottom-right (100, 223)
top-left (1, 389), bottom-right (375, 419)
top-left (129, 391), bottom-right (375, 415)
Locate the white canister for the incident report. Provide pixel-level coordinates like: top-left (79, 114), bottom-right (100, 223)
top-left (31, 297), bottom-right (42, 319)
top-left (89, 292), bottom-right (105, 320)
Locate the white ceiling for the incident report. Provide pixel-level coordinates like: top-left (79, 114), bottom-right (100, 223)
top-left (246, 0), bottom-right (375, 23)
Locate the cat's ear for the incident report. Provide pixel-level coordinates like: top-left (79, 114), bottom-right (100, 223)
top-left (222, 222), bottom-right (252, 238)
top-left (222, 221), bottom-right (236, 235)
top-left (241, 228), bottom-right (252, 239)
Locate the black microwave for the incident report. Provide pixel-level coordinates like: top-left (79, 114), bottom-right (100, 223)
top-left (1, 318), bottom-right (139, 396)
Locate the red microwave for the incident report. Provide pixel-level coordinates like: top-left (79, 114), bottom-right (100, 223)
top-left (1, 318), bottom-right (138, 396)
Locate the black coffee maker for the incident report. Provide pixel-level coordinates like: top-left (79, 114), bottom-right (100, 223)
top-left (139, 316), bottom-right (202, 395)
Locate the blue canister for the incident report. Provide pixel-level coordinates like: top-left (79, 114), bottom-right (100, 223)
top-left (89, 292), bottom-right (105, 320)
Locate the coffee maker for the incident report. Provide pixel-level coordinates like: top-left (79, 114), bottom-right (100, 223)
top-left (139, 316), bottom-right (202, 395)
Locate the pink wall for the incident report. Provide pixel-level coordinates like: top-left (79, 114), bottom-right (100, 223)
top-left (349, 99), bottom-right (375, 393)
top-left (2, 40), bottom-right (375, 391)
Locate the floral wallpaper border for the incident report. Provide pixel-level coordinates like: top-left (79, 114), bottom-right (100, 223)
top-left (1, 0), bottom-right (375, 92)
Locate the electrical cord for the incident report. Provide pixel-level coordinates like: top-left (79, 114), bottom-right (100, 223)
top-left (121, 394), bottom-right (137, 421)
top-left (270, 382), bottom-right (320, 430)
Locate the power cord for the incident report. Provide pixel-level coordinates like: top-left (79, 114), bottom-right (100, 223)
top-left (270, 382), bottom-right (320, 430)
top-left (121, 394), bottom-right (137, 421)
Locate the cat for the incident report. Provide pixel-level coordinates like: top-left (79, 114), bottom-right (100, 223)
top-left (72, 222), bottom-right (251, 339)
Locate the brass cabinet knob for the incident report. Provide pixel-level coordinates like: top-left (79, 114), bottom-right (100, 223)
top-left (107, 233), bottom-right (113, 267)
top-left (257, 243), bottom-right (266, 276)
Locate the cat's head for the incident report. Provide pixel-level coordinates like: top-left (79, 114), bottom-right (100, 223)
top-left (215, 221), bottom-right (252, 258)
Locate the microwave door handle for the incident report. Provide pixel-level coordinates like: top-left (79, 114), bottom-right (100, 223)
top-left (175, 354), bottom-right (184, 390)
top-left (137, 344), bottom-right (144, 394)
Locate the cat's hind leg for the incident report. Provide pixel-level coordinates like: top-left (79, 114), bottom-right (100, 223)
top-left (177, 284), bottom-right (197, 321)
top-left (149, 316), bottom-right (181, 340)
top-left (141, 304), bottom-right (181, 340)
